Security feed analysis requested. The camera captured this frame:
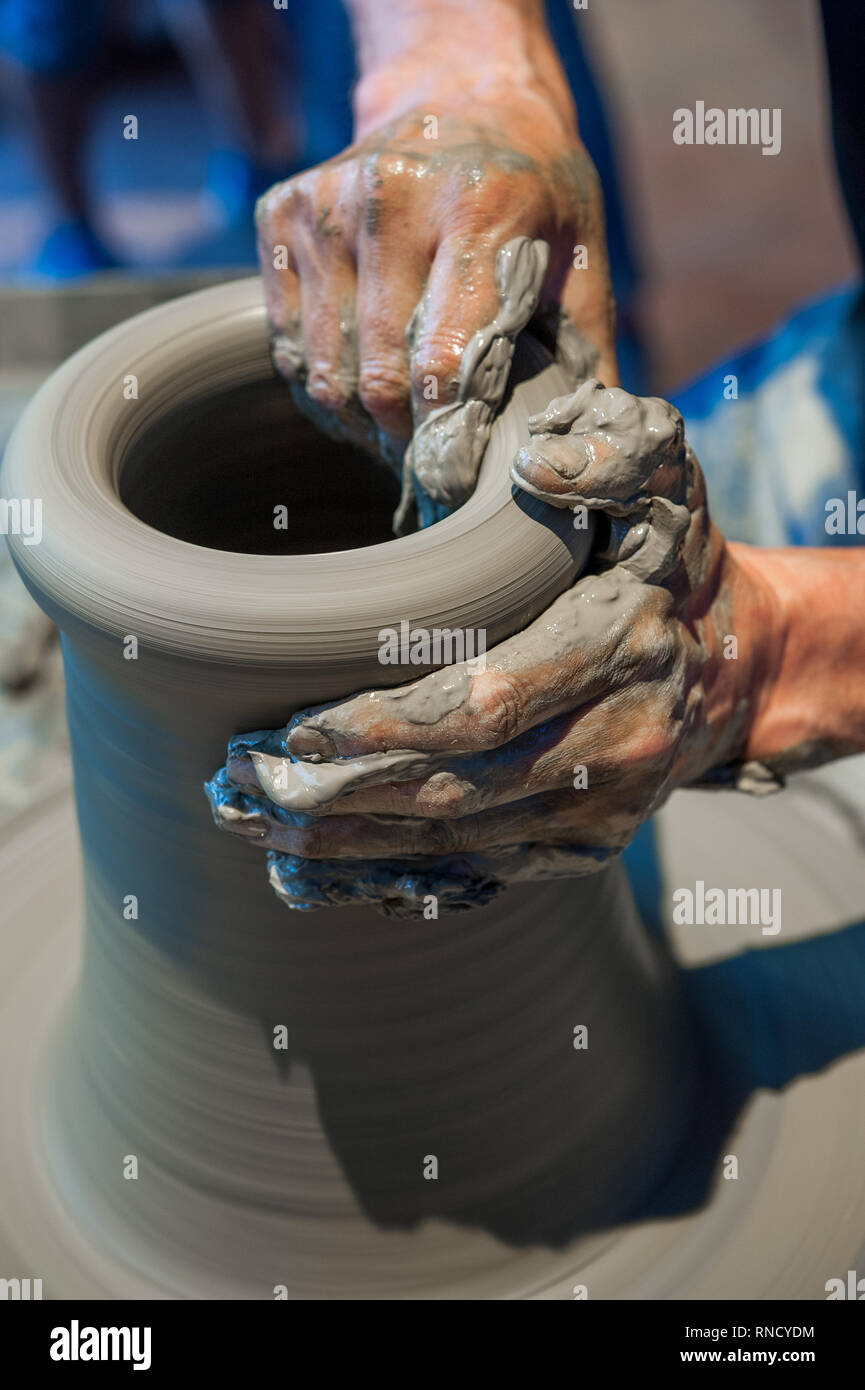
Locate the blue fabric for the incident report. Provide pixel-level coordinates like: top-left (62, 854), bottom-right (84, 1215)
top-left (674, 285), bottom-right (865, 548)
top-left (29, 217), bottom-right (120, 277)
top-left (622, 818), bottom-right (665, 936)
top-left (0, 0), bottom-right (107, 73)
top-left (625, 284), bottom-right (864, 924)
top-left (285, 0), bottom-right (354, 168)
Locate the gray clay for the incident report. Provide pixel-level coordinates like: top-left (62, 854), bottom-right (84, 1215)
top-left (1, 277), bottom-right (695, 1297)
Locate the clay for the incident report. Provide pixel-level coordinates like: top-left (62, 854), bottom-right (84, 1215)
top-left (218, 384), bottom-right (695, 847)
top-left (249, 746), bottom-right (436, 811)
top-left (404, 236), bottom-right (550, 520)
top-left (513, 378), bottom-right (692, 584)
top-left (265, 838), bottom-right (615, 916)
top-left (4, 771), bottom-right (865, 1299)
top-left (269, 234), bottom-right (582, 534)
top-left (0, 276), bottom-right (696, 1297)
top-left (212, 663), bottom-right (479, 816)
top-left (216, 568), bottom-right (648, 828)
top-left (696, 740), bottom-right (856, 796)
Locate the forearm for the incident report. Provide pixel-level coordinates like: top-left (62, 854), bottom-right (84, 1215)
top-left (345, 0), bottom-right (575, 134)
top-left (734, 543), bottom-right (865, 771)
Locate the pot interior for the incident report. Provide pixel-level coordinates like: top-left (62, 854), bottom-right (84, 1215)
top-left (119, 376), bottom-right (402, 555)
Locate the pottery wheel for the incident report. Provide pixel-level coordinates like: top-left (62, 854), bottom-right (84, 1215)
top-left (2, 757), bottom-right (864, 1300)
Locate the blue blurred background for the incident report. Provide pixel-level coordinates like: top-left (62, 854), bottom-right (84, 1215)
top-left (0, 0), bottom-right (855, 392)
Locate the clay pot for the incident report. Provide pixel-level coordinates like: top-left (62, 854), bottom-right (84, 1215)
top-left (3, 278), bottom-right (694, 1298)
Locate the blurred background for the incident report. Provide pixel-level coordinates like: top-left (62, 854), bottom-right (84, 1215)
top-left (0, 0), bottom-right (856, 387)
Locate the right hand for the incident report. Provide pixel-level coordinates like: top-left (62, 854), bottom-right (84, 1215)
top-left (255, 85), bottom-right (618, 525)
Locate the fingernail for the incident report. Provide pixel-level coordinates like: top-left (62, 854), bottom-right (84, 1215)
top-left (217, 804), bottom-right (269, 839)
top-left (228, 729), bottom-right (283, 760)
top-left (287, 723), bottom-right (337, 759)
top-left (271, 333), bottom-right (305, 379)
top-left (520, 435), bottom-right (590, 483)
top-left (548, 435), bottom-right (591, 480)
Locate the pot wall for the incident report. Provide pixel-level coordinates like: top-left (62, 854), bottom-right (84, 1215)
top-left (4, 280), bottom-right (695, 1296)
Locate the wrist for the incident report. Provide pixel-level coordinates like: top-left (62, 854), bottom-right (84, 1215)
top-left (727, 543), bottom-right (865, 769)
top-left (348, 0), bottom-right (575, 136)
top-left (691, 542), bottom-right (783, 776)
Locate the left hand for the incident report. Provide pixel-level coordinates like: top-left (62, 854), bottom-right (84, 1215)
top-left (208, 380), bottom-right (780, 911)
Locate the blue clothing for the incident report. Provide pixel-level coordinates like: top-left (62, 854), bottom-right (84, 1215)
top-left (675, 286), bottom-right (865, 548)
top-left (632, 0), bottom-right (865, 922)
top-left (672, 1), bottom-right (865, 550)
top-left (0, 0), bottom-right (108, 73)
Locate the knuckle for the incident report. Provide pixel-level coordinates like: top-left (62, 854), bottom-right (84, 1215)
top-left (640, 728), bottom-right (679, 772)
top-left (423, 817), bottom-right (474, 856)
top-left (446, 170), bottom-right (514, 220)
top-left (293, 822), bottom-right (327, 858)
top-left (416, 773), bottom-right (479, 819)
top-left (362, 152), bottom-right (407, 190)
top-left (471, 671), bottom-right (523, 749)
top-left (255, 172), bottom-right (306, 230)
top-left (261, 168), bottom-right (336, 237)
top-left (305, 372), bottom-right (352, 414)
top-left (635, 612), bottom-right (679, 670)
top-left (357, 360), bottom-right (410, 419)
top-left (410, 338), bottom-right (464, 397)
top-left (272, 331), bottom-right (305, 381)
top-left (615, 702), bottom-right (679, 778)
top-left (254, 182), bottom-right (287, 231)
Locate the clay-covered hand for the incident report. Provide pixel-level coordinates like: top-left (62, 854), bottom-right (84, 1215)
top-left (208, 381), bottom-right (782, 914)
top-left (255, 88), bottom-right (615, 529)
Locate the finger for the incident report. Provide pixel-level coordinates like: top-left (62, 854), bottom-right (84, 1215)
top-left (257, 171), bottom-right (380, 455)
top-left (511, 380), bottom-right (693, 583)
top-left (266, 849), bottom-right (509, 914)
top-left (215, 668), bottom-right (678, 829)
top-left (260, 245), bottom-right (305, 383)
top-left (517, 380), bottom-right (687, 502)
top-left (408, 235), bottom-right (500, 424)
top-left (560, 244), bottom-right (619, 388)
top-left (291, 225), bottom-right (360, 420)
top-left (400, 237), bottom-right (498, 529)
top-left (405, 235), bottom-right (550, 513)
top-left (256, 182), bottom-right (306, 383)
top-left (354, 229), bottom-right (429, 448)
top-left (322, 678), bottom-right (680, 819)
top-left (265, 837), bottom-right (618, 915)
top-left (287, 568), bottom-right (656, 745)
top-left (341, 148), bottom-right (438, 471)
top-left (211, 782), bottom-right (629, 860)
top-left (217, 571), bottom-right (664, 815)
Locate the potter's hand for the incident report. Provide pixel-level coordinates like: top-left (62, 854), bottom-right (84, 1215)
top-left (208, 381), bottom-right (791, 914)
top-left (255, 1), bottom-right (616, 529)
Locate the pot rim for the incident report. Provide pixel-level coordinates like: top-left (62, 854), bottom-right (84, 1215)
top-left (3, 276), bottom-right (590, 663)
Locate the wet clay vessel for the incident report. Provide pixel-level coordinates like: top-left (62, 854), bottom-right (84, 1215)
top-left (2, 277), bottom-right (695, 1298)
